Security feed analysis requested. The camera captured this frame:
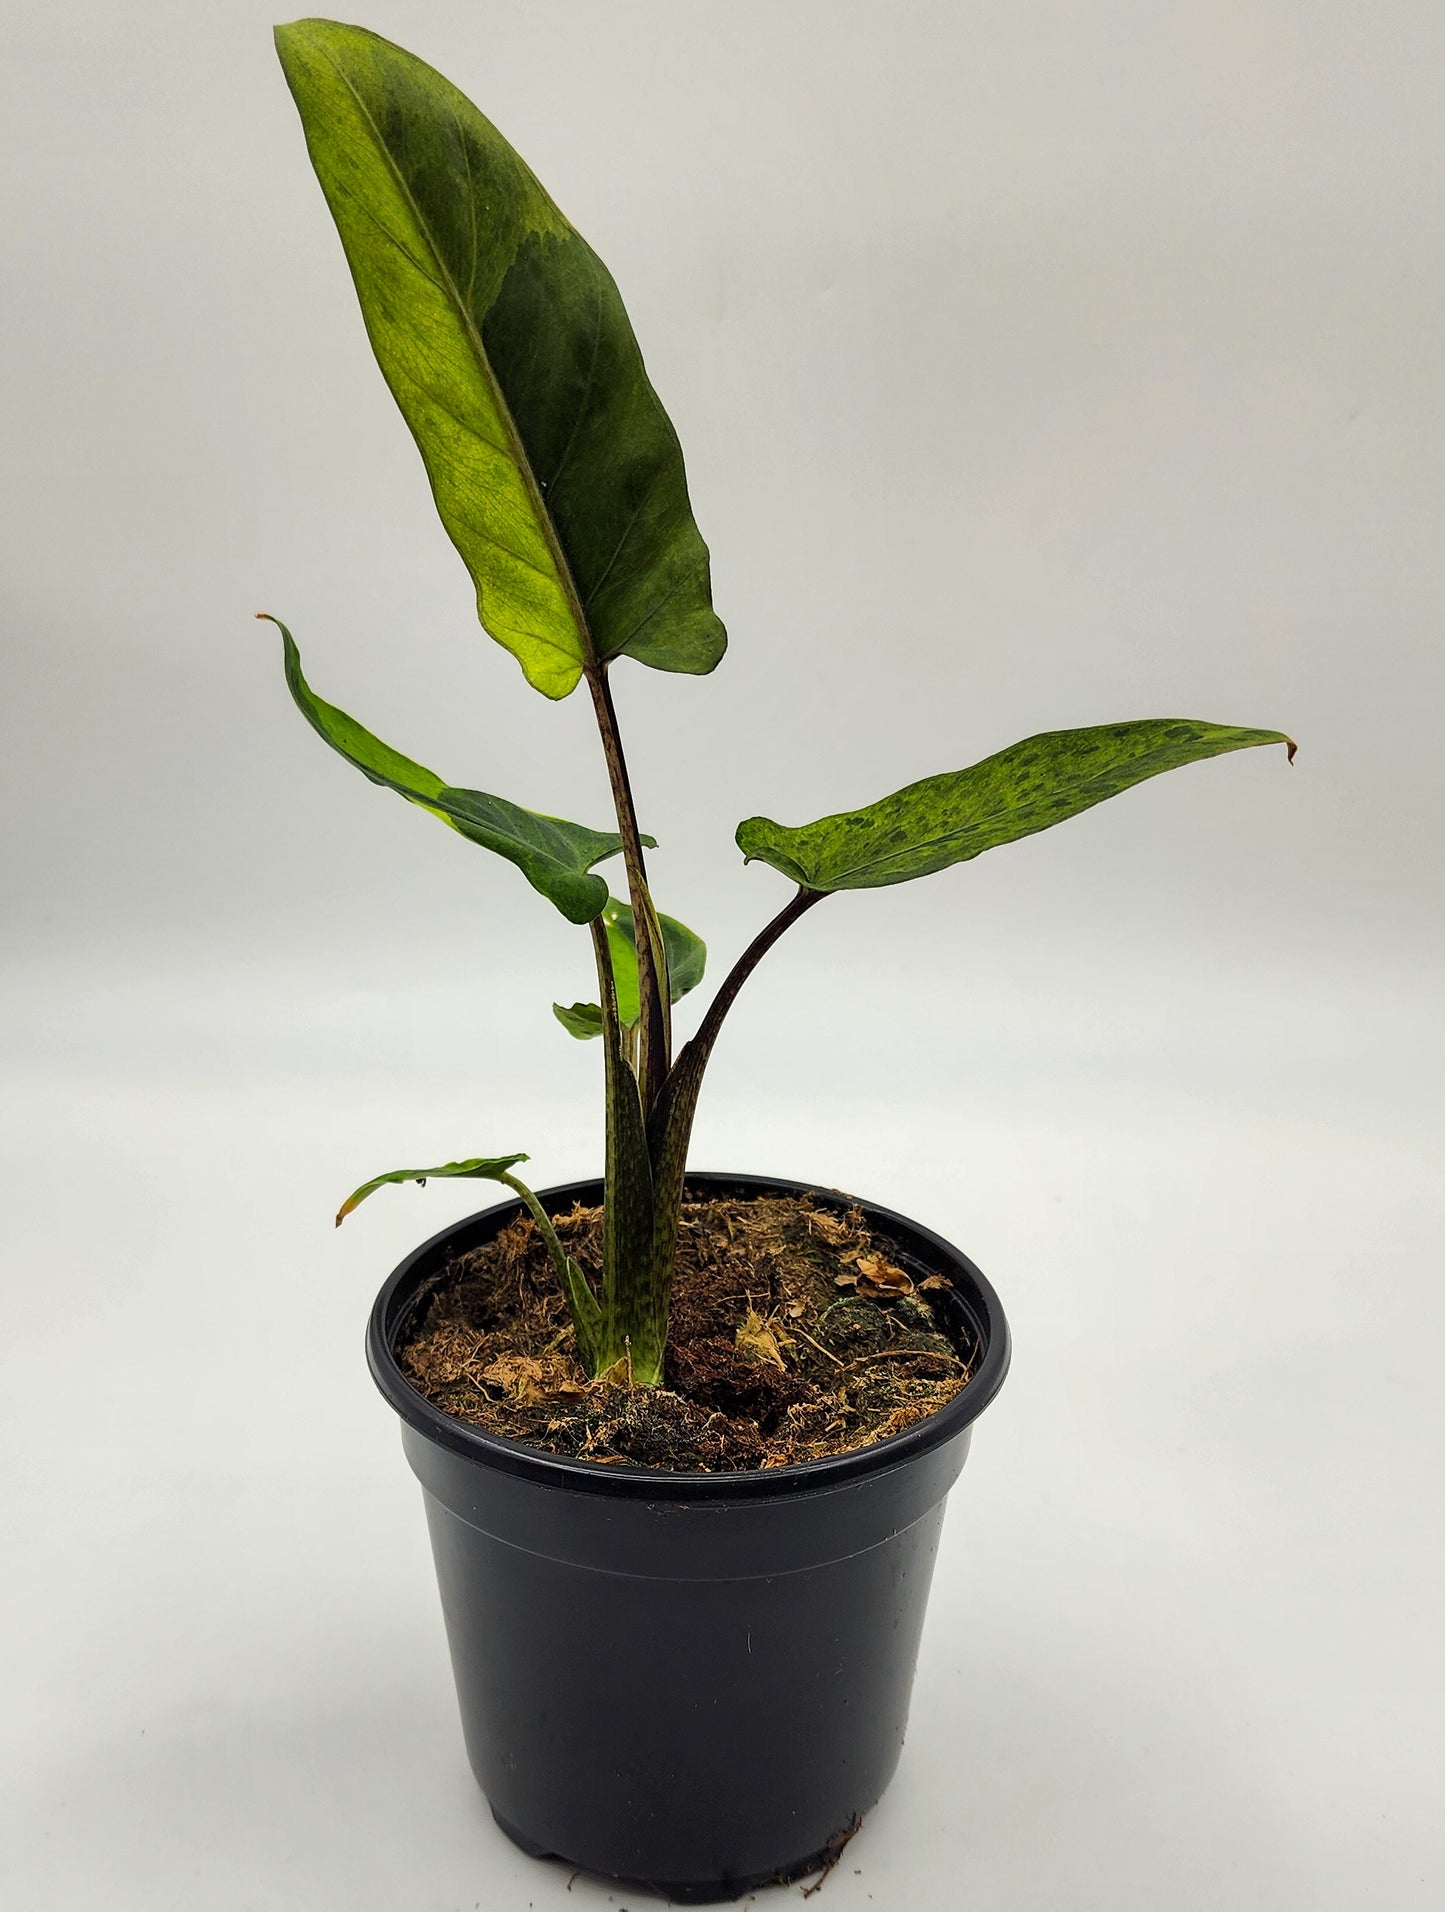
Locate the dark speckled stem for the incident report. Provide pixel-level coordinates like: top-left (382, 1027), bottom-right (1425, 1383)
top-left (638, 888), bottom-right (828, 1363)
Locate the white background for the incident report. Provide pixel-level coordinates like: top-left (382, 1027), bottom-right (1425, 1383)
top-left (2, 2), bottom-right (1441, 1906)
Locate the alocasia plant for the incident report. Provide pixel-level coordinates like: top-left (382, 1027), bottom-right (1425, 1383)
top-left (267, 19), bottom-right (1293, 1387)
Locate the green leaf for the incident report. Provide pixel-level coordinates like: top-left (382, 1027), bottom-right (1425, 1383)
top-left (737, 721), bottom-right (1296, 891)
top-left (335, 1152), bottom-right (528, 1226)
top-left (553, 898), bottom-right (706, 1038)
top-left (335, 1146), bottom-right (609, 1372)
top-left (623, 900), bottom-right (708, 1003)
top-left (274, 19), bottom-right (726, 699)
top-left (553, 1001), bottom-right (605, 1040)
top-left (603, 898), bottom-right (707, 1023)
top-left (265, 616), bottom-right (648, 923)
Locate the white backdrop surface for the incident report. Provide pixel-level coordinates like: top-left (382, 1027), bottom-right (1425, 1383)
top-left (2, 3), bottom-right (1441, 1908)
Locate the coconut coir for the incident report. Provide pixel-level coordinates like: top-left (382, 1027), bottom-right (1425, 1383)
top-left (398, 1193), bottom-right (978, 1471)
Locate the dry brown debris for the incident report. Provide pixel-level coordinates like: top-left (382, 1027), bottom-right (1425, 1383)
top-left (800, 1813), bottom-right (863, 1896)
top-left (397, 1194), bottom-right (978, 1472)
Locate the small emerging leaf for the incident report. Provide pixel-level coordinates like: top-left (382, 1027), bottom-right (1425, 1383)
top-left (553, 1001), bottom-right (605, 1040)
top-left (557, 898), bottom-right (706, 1037)
top-left (737, 720), bottom-right (1295, 891)
top-left (606, 899), bottom-right (708, 1009)
top-left (336, 1152), bottom-right (528, 1226)
top-left (266, 617), bottom-right (649, 923)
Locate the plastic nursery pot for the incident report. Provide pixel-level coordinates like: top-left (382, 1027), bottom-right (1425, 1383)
top-left (367, 1171), bottom-right (1010, 1905)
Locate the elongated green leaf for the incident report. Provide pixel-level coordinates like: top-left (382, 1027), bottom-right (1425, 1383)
top-left (552, 898), bottom-right (706, 1038)
top-left (737, 721), bottom-right (1295, 891)
top-left (265, 616), bottom-right (648, 923)
top-left (336, 1152), bottom-right (527, 1225)
top-left (336, 1146), bottom-right (608, 1371)
top-left (275, 19), bottom-right (725, 698)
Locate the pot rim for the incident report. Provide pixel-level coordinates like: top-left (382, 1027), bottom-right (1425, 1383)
top-left (367, 1170), bottom-right (1010, 1503)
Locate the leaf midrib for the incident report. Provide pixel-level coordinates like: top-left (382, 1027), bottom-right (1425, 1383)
top-left (319, 39), bottom-right (596, 674)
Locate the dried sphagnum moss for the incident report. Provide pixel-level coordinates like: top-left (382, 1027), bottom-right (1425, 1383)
top-left (398, 1194), bottom-right (978, 1471)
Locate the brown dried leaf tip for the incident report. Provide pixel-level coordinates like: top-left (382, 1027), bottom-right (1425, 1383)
top-left (800, 1813), bottom-right (863, 1896)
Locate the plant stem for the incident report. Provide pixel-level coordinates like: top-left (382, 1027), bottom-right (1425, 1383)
top-left (590, 914), bottom-right (658, 1377)
top-left (586, 664), bottom-right (669, 1113)
top-left (634, 887), bottom-right (828, 1372)
top-left (498, 1170), bottom-right (571, 1272)
top-left (497, 1166), bottom-right (607, 1373)
top-left (675, 885), bottom-right (827, 1083)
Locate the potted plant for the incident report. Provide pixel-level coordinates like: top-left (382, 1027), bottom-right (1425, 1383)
top-left (265, 19), bottom-right (1293, 1902)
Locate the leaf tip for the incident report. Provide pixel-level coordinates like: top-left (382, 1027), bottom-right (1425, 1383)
top-left (255, 611), bottom-right (291, 648)
top-left (1284, 736), bottom-right (1298, 765)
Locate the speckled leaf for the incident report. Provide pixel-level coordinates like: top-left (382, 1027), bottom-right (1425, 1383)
top-left (275, 19), bottom-right (725, 698)
top-left (265, 616), bottom-right (642, 923)
top-left (736, 721), bottom-right (1295, 891)
top-left (336, 1152), bottom-right (528, 1225)
top-left (552, 898), bottom-right (706, 1037)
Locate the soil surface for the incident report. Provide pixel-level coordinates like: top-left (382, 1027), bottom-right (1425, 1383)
top-left (397, 1192), bottom-right (979, 1471)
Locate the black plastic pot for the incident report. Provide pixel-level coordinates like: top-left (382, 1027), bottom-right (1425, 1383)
top-left (367, 1171), bottom-right (1010, 1904)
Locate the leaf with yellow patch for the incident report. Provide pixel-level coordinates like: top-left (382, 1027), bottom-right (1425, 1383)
top-left (275, 20), bottom-right (725, 697)
top-left (739, 721), bottom-right (1294, 890)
